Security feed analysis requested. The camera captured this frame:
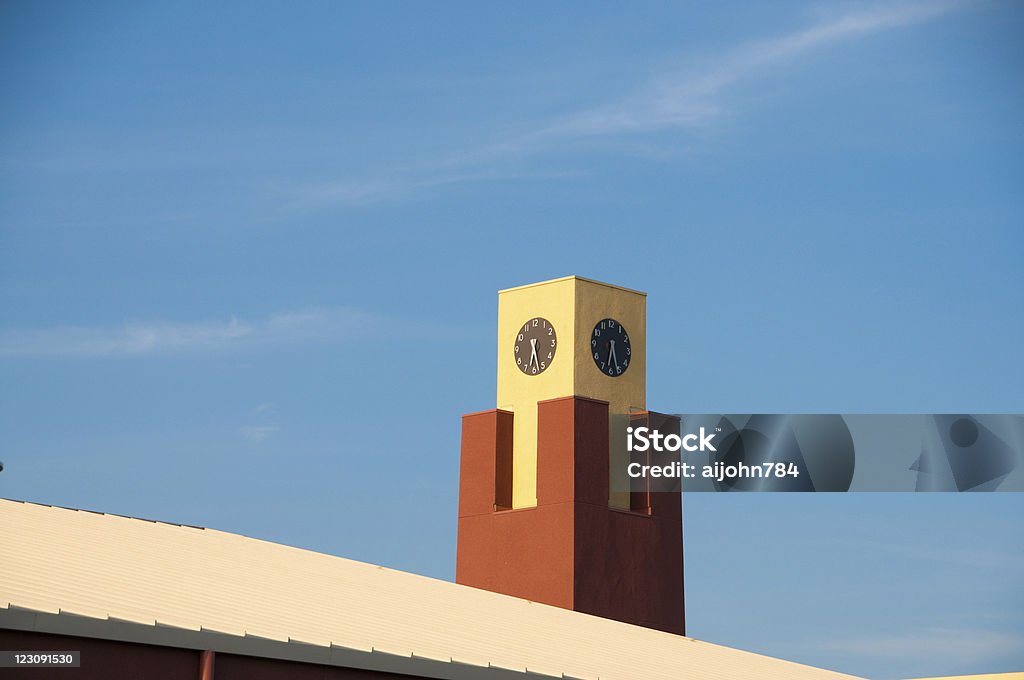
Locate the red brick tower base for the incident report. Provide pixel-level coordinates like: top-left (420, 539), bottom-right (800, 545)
top-left (456, 396), bottom-right (685, 635)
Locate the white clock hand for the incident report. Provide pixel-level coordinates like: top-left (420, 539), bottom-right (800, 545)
top-left (529, 338), bottom-right (539, 370)
top-left (609, 339), bottom-right (619, 369)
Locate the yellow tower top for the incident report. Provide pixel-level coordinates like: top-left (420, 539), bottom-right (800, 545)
top-left (496, 275), bottom-right (646, 508)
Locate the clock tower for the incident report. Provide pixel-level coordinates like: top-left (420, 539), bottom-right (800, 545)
top-left (457, 276), bottom-right (685, 635)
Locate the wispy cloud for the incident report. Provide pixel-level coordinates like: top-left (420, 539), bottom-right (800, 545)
top-left (536, 1), bottom-right (965, 141)
top-left (298, 1), bottom-right (967, 208)
top-left (240, 402), bottom-right (279, 442)
top-left (849, 536), bottom-right (1024, 572)
top-left (250, 402), bottom-right (275, 417)
top-left (821, 627), bottom-right (1023, 663)
top-left (292, 168), bottom-right (581, 208)
top-left (239, 425), bottom-right (278, 442)
top-left (0, 307), bottom-right (378, 358)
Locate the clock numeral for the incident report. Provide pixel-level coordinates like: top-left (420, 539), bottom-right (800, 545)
top-left (591, 318), bottom-right (630, 378)
top-left (516, 317), bottom-right (556, 376)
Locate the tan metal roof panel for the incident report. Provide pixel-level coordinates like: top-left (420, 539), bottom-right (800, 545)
top-left (0, 498), bottom-right (861, 679)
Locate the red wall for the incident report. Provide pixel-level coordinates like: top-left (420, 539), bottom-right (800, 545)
top-left (456, 396), bottom-right (685, 635)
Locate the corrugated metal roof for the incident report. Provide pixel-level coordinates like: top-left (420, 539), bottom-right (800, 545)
top-left (908, 675), bottom-right (1024, 680)
top-left (0, 498), bottom-right (861, 679)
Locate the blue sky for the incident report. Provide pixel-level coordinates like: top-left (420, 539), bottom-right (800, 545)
top-left (1, 1), bottom-right (1022, 677)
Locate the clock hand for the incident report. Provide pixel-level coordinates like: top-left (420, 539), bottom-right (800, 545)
top-left (608, 339), bottom-right (619, 369)
top-left (529, 338), bottom-right (539, 370)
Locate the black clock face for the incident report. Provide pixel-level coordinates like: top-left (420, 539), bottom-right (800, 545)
top-left (591, 318), bottom-right (631, 377)
top-left (514, 317), bottom-right (556, 375)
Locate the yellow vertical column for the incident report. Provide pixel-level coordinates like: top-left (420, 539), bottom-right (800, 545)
top-left (497, 277), bottom-right (577, 509)
top-left (496, 276), bottom-right (646, 510)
